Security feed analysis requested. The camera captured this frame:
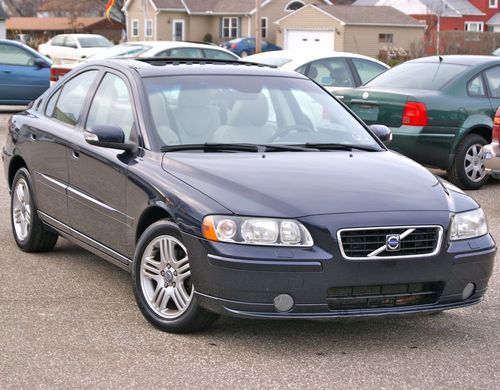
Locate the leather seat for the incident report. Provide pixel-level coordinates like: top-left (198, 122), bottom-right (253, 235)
top-left (212, 93), bottom-right (275, 143)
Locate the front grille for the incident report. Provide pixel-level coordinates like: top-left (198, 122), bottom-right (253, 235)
top-left (338, 226), bottom-right (442, 259)
top-left (327, 282), bottom-right (443, 310)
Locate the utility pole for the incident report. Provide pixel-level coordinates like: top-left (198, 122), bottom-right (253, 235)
top-left (255, 0), bottom-right (261, 54)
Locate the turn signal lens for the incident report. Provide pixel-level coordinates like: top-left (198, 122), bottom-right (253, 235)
top-left (202, 215), bottom-right (314, 247)
top-left (402, 101), bottom-right (428, 126)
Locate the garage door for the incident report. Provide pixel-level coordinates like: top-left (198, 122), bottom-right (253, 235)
top-left (285, 29), bottom-right (335, 50)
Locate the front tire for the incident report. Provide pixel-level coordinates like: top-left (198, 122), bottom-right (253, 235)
top-left (10, 168), bottom-right (58, 252)
top-left (447, 134), bottom-right (489, 190)
top-left (240, 50), bottom-right (248, 57)
top-left (132, 220), bottom-right (218, 333)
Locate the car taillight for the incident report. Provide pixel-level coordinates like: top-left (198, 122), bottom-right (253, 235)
top-left (493, 107), bottom-right (500, 142)
top-left (50, 67), bottom-right (70, 82)
top-left (231, 43), bottom-right (237, 49)
top-left (402, 101), bottom-right (428, 126)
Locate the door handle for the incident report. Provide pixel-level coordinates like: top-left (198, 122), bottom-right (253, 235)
top-left (0, 70), bottom-right (12, 74)
top-left (29, 133), bottom-right (37, 141)
top-left (71, 150), bottom-right (80, 159)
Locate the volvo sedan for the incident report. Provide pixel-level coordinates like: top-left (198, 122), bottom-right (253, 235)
top-left (2, 58), bottom-right (496, 333)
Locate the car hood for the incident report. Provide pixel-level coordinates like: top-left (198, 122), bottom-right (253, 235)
top-left (161, 150), bottom-right (468, 218)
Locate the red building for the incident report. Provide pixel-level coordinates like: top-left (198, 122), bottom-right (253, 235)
top-left (354, 0), bottom-right (500, 54)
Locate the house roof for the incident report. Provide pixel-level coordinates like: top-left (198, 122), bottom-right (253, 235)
top-left (487, 13), bottom-right (500, 26)
top-left (129, 0), bottom-right (331, 15)
top-left (353, 0), bottom-right (484, 17)
top-left (0, 0), bottom-right (19, 16)
top-left (6, 16), bottom-right (119, 31)
top-left (37, 0), bottom-right (106, 13)
top-left (314, 4), bottom-right (425, 26)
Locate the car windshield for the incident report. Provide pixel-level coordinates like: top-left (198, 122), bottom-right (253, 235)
top-left (78, 36), bottom-right (113, 48)
top-left (144, 75), bottom-right (381, 150)
top-left (88, 44), bottom-right (151, 59)
top-left (365, 62), bottom-right (469, 90)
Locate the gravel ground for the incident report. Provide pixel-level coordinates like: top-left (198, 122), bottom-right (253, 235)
top-left (0, 107), bottom-right (498, 389)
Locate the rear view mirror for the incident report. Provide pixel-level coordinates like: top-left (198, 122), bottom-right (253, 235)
top-left (34, 58), bottom-right (48, 68)
top-left (85, 125), bottom-right (137, 153)
top-left (369, 124), bottom-right (392, 146)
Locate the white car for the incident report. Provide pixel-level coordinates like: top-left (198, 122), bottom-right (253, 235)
top-left (49, 41), bottom-right (239, 83)
top-left (245, 49), bottom-right (389, 93)
top-left (38, 34), bottom-right (113, 63)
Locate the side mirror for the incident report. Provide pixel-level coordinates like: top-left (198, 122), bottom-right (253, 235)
top-left (369, 124), bottom-right (392, 146)
top-left (34, 58), bottom-right (49, 68)
top-left (84, 125), bottom-right (137, 153)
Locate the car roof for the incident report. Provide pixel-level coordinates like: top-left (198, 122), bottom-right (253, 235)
top-left (87, 58), bottom-right (309, 79)
top-left (127, 41), bottom-right (227, 50)
top-left (54, 33), bottom-right (106, 38)
top-left (245, 49), bottom-right (389, 68)
top-left (409, 55), bottom-right (500, 67)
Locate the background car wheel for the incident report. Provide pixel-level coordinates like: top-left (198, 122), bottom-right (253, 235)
top-left (447, 134), bottom-right (489, 190)
top-left (240, 50), bottom-right (248, 57)
top-left (11, 168), bottom-right (58, 252)
top-left (132, 220), bottom-right (218, 333)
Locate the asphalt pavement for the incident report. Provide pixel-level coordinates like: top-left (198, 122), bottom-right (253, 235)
top-left (0, 107), bottom-right (498, 389)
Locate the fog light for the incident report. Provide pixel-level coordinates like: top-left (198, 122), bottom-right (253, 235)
top-left (273, 294), bottom-right (294, 312)
top-left (462, 283), bottom-right (475, 300)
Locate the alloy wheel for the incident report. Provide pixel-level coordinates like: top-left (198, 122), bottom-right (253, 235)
top-left (464, 143), bottom-right (486, 183)
top-left (12, 178), bottom-right (31, 241)
top-left (140, 235), bottom-right (193, 319)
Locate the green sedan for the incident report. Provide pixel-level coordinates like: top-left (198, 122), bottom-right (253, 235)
top-left (338, 55), bottom-right (498, 189)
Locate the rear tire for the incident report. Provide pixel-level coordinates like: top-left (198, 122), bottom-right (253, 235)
top-left (447, 134), bottom-right (489, 190)
top-left (10, 168), bottom-right (58, 252)
top-left (240, 50), bottom-right (248, 57)
top-left (132, 220), bottom-right (219, 333)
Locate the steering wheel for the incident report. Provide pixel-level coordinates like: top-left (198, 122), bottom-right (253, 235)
top-left (269, 125), bottom-right (314, 142)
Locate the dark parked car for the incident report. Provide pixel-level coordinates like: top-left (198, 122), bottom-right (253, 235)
top-left (3, 58), bottom-right (496, 333)
top-left (0, 39), bottom-right (51, 105)
top-left (339, 55), bottom-right (500, 190)
top-left (222, 37), bottom-right (281, 57)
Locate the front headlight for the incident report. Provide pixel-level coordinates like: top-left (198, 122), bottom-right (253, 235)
top-left (202, 215), bottom-right (314, 247)
top-left (450, 208), bottom-right (488, 241)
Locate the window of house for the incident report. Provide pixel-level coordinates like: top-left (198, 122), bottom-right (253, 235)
top-left (145, 19), bottom-right (153, 38)
top-left (489, 0), bottom-right (498, 8)
top-left (131, 19), bottom-right (139, 37)
top-left (261, 17), bottom-right (267, 38)
top-left (173, 20), bottom-right (184, 41)
top-left (285, 1), bottom-right (305, 11)
top-left (465, 22), bottom-right (483, 32)
top-left (378, 33), bottom-right (393, 43)
top-left (221, 17), bottom-right (238, 38)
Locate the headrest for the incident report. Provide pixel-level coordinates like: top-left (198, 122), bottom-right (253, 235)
top-left (228, 93), bottom-right (269, 127)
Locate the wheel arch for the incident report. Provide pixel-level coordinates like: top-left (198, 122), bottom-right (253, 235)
top-left (465, 126), bottom-right (492, 144)
top-left (8, 155), bottom-right (27, 190)
top-left (135, 205), bottom-right (173, 244)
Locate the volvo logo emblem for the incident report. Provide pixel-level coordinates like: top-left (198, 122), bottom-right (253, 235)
top-left (386, 235), bottom-right (401, 251)
top-left (362, 92), bottom-right (369, 99)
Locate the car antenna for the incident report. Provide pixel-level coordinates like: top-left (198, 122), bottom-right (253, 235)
top-left (432, 55), bottom-right (444, 82)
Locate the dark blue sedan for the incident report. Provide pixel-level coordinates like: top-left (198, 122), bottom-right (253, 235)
top-left (0, 39), bottom-right (51, 105)
top-left (2, 58), bottom-right (496, 333)
top-left (222, 37), bottom-right (281, 57)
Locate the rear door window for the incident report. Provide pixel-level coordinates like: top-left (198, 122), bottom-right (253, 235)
top-left (351, 58), bottom-right (387, 85)
top-left (484, 66), bottom-right (500, 97)
top-left (51, 70), bottom-right (98, 126)
top-left (202, 48), bottom-right (237, 60)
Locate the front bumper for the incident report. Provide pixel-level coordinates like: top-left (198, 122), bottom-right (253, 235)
top-left (484, 142), bottom-right (500, 179)
top-left (183, 211), bottom-right (496, 319)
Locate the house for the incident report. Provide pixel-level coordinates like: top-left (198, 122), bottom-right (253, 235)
top-left (275, 4), bottom-right (425, 57)
top-left (122, 0), bottom-right (335, 44)
top-left (6, 17), bottom-right (124, 42)
top-left (354, 0), bottom-right (500, 52)
top-left (0, 3), bottom-right (6, 39)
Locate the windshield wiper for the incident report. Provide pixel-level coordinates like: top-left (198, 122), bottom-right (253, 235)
top-left (161, 143), bottom-right (315, 153)
top-left (303, 143), bottom-right (380, 152)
